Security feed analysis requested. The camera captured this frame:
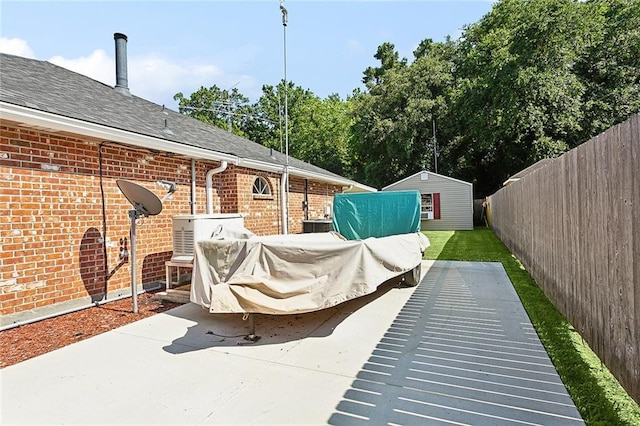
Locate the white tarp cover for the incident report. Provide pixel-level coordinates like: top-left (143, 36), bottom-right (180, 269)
top-left (191, 230), bottom-right (429, 315)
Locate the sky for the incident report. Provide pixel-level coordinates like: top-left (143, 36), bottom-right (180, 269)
top-left (1, 1), bottom-right (495, 110)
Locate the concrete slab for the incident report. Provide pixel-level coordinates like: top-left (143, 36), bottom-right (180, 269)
top-left (329, 261), bottom-right (584, 426)
top-left (0, 261), bottom-right (584, 425)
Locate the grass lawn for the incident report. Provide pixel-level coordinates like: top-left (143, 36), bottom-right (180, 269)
top-left (423, 228), bottom-right (640, 426)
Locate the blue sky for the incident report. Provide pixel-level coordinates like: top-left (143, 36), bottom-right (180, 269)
top-left (1, 1), bottom-right (494, 109)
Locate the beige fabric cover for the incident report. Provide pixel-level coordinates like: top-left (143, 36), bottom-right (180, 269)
top-left (191, 230), bottom-right (429, 315)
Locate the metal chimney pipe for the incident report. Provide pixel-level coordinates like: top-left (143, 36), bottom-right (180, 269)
top-left (114, 33), bottom-right (131, 96)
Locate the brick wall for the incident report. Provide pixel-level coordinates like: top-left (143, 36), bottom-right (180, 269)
top-left (0, 125), bottom-right (342, 325)
top-left (234, 169), bottom-right (282, 235)
top-left (230, 168), bottom-right (341, 235)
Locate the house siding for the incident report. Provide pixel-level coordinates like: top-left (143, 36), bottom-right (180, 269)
top-left (383, 172), bottom-right (473, 231)
top-left (0, 124), bottom-right (340, 326)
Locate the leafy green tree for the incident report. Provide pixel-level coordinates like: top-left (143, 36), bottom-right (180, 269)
top-left (289, 93), bottom-right (353, 176)
top-left (242, 82), bottom-right (289, 152)
top-left (576, 0), bottom-right (640, 140)
top-left (350, 39), bottom-right (457, 189)
top-left (362, 42), bottom-right (407, 88)
top-left (176, 81), bottom-right (354, 176)
top-left (174, 85), bottom-right (252, 136)
top-left (452, 0), bottom-right (594, 195)
top-left (291, 89), bottom-right (354, 175)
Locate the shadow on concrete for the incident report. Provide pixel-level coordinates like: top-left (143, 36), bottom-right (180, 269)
top-left (327, 261), bottom-right (584, 425)
top-left (162, 277), bottom-right (408, 354)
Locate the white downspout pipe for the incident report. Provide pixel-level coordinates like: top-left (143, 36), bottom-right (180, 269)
top-left (206, 161), bottom-right (228, 214)
top-left (191, 159), bottom-right (197, 214)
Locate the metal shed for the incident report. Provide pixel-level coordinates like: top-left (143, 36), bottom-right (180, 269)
top-left (382, 171), bottom-right (474, 231)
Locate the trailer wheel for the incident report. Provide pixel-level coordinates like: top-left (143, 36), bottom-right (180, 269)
top-left (401, 264), bottom-right (421, 287)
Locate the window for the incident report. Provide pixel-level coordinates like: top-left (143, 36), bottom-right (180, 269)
top-left (252, 177), bottom-right (272, 196)
top-left (421, 193), bottom-right (440, 220)
top-left (421, 194), bottom-right (433, 219)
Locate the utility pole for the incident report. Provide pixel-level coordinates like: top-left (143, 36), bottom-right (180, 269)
top-left (226, 91), bottom-right (232, 132)
top-left (281, 1), bottom-right (289, 166)
top-left (433, 119), bottom-right (438, 174)
top-left (280, 0), bottom-right (289, 235)
top-left (224, 82), bottom-right (239, 133)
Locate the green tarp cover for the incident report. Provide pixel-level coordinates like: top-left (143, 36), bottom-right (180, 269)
top-left (332, 190), bottom-right (421, 240)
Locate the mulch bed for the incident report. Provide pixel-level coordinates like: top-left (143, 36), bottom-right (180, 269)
top-left (0, 291), bottom-right (181, 369)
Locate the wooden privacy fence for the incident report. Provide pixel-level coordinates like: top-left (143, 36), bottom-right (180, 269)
top-left (488, 114), bottom-right (639, 404)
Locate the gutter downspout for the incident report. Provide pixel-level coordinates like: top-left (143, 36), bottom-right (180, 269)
top-left (191, 159), bottom-right (197, 214)
top-left (206, 161), bottom-right (228, 214)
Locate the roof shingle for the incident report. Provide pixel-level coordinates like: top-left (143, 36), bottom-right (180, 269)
top-left (0, 53), bottom-right (349, 182)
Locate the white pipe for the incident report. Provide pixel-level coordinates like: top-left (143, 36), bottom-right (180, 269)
top-left (280, 167), bottom-right (289, 234)
top-left (191, 159), bottom-right (196, 214)
top-left (206, 161), bottom-right (228, 214)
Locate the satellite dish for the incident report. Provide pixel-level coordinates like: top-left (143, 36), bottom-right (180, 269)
top-left (116, 179), bottom-right (162, 217)
top-left (116, 179), bottom-right (167, 314)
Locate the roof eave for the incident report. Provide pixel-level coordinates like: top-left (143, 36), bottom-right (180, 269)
top-left (1, 101), bottom-right (239, 163)
top-left (1, 102), bottom-right (376, 192)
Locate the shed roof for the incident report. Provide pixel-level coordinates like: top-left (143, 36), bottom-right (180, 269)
top-left (0, 53), bottom-right (374, 192)
top-left (382, 170), bottom-right (472, 191)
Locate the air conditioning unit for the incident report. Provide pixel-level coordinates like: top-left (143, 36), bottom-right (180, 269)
top-left (171, 214), bottom-right (244, 263)
top-left (421, 211), bottom-right (434, 220)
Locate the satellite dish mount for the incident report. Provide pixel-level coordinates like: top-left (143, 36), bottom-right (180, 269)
top-left (116, 179), bottom-right (175, 313)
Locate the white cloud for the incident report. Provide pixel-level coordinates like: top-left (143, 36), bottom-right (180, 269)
top-left (129, 54), bottom-right (223, 106)
top-left (0, 37), bottom-right (35, 58)
top-left (128, 54), bottom-right (260, 108)
top-left (49, 49), bottom-right (114, 86)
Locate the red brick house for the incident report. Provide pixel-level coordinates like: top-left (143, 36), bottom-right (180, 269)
top-left (0, 38), bottom-right (373, 328)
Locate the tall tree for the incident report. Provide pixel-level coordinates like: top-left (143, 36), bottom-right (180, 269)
top-left (452, 0), bottom-right (594, 195)
top-left (350, 39), bottom-right (456, 189)
top-left (173, 0), bottom-right (640, 196)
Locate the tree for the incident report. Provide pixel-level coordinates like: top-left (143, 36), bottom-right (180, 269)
top-left (173, 0), bottom-right (640, 196)
top-left (576, 0), bottom-right (640, 140)
top-left (350, 39), bottom-right (457, 189)
top-left (177, 81), bottom-right (354, 176)
top-left (174, 85), bottom-right (252, 136)
top-left (451, 0), bottom-right (594, 196)
top-left (290, 93), bottom-right (354, 176)
top-left (272, 83), bottom-right (353, 176)
top-left (362, 42), bottom-right (407, 88)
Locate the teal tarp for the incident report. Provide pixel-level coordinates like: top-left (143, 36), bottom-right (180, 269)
top-left (332, 190), bottom-right (421, 240)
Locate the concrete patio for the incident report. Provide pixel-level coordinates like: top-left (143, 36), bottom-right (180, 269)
top-left (0, 260), bottom-right (583, 425)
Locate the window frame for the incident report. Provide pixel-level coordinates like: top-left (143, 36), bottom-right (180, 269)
top-left (421, 193), bottom-right (433, 219)
top-left (252, 176), bottom-right (273, 199)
